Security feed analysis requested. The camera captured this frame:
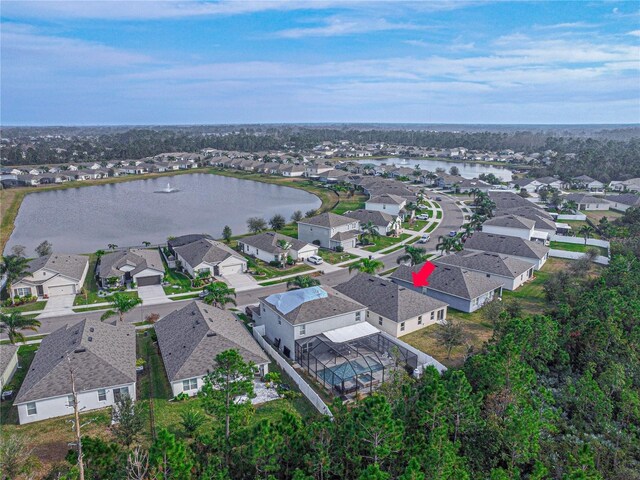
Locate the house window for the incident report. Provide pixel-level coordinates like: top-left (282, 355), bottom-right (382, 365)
top-left (430, 311), bottom-right (435, 321)
top-left (98, 389), bottom-right (107, 402)
top-left (418, 315), bottom-right (423, 325)
top-left (299, 324), bottom-right (306, 336)
top-left (299, 341), bottom-right (312, 355)
top-left (27, 402), bottom-right (37, 416)
top-left (182, 378), bottom-right (198, 391)
top-left (400, 322), bottom-right (406, 331)
top-left (278, 318), bottom-right (282, 325)
top-left (14, 287), bottom-right (31, 297)
top-left (355, 311), bottom-right (362, 322)
top-left (68, 395), bottom-right (75, 407)
top-left (378, 317), bottom-right (383, 326)
top-left (438, 309), bottom-right (445, 320)
top-left (113, 387), bottom-right (129, 402)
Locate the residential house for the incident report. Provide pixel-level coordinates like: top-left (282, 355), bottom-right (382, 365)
top-left (0, 344), bottom-right (19, 390)
top-left (605, 194), bottom-right (640, 212)
top-left (509, 178), bottom-right (541, 193)
top-left (167, 233), bottom-right (213, 255)
top-left (334, 273), bottom-right (448, 337)
top-left (434, 174), bottom-right (464, 189)
top-left (365, 194), bottom-right (406, 216)
top-left (280, 165), bottom-right (306, 177)
top-left (456, 178), bottom-right (493, 193)
top-left (305, 163), bottom-right (334, 177)
top-left (496, 206), bottom-right (557, 239)
top-left (482, 214), bottom-right (536, 240)
top-left (563, 193), bottom-right (610, 211)
top-left (254, 285), bottom-right (366, 359)
top-left (297, 212), bottom-right (360, 250)
top-left (609, 178), bottom-right (640, 193)
top-left (174, 238), bottom-right (247, 277)
top-left (343, 209), bottom-right (400, 235)
top-left (435, 251), bottom-right (535, 291)
top-left (488, 191), bottom-right (541, 211)
top-left (316, 169), bottom-right (350, 183)
top-left (97, 248), bottom-right (165, 287)
top-left (390, 262), bottom-right (504, 313)
top-left (572, 175), bottom-right (604, 192)
top-left (536, 176), bottom-right (565, 190)
top-left (155, 301), bottom-right (269, 397)
top-left (238, 232), bottom-right (318, 264)
top-left (14, 319), bottom-right (136, 424)
top-left (464, 232), bottom-right (550, 270)
top-left (11, 254), bottom-right (89, 300)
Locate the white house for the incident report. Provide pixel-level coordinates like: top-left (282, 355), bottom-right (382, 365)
top-left (11, 254), bottom-right (89, 300)
top-left (0, 344), bottom-right (19, 391)
top-left (155, 301), bottom-right (269, 397)
top-left (342, 209), bottom-right (401, 236)
top-left (464, 232), bottom-right (550, 270)
top-left (254, 286), bottom-right (366, 359)
top-left (572, 175), bottom-right (604, 192)
top-left (365, 194), bottom-right (407, 216)
top-left (14, 319), bottom-right (136, 424)
top-left (238, 232), bottom-right (318, 264)
top-left (174, 238), bottom-right (247, 277)
top-left (297, 212), bottom-right (360, 250)
top-left (97, 248), bottom-right (165, 287)
top-left (482, 214), bottom-right (536, 240)
top-left (605, 194), bottom-right (640, 212)
top-left (609, 178), bottom-right (640, 193)
top-left (563, 193), bottom-right (610, 211)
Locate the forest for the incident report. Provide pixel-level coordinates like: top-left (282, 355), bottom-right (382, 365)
top-left (2, 126), bottom-right (640, 182)
top-left (4, 209), bottom-right (638, 480)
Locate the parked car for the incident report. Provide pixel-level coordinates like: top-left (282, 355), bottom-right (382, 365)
top-left (198, 290), bottom-right (207, 298)
top-left (435, 196), bottom-right (442, 201)
top-left (416, 214), bottom-right (430, 220)
top-left (245, 305), bottom-right (255, 318)
top-left (418, 233), bottom-right (431, 243)
top-left (449, 230), bottom-right (458, 237)
top-left (308, 255), bottom-right (324, 265)
top-left (1, 390), bottom-right (14, 401)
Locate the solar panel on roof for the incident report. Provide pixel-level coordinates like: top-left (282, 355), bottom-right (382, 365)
top-left (265, 286), bottom-right (328, 314)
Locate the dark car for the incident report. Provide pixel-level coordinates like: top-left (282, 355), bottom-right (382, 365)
top-left (435, 196), bottom-right (442, 201)
top-left (245, 305), bottom-right (255, 318)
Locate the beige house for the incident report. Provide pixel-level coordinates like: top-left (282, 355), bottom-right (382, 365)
top-left (11, 254), bottom-right (89, 299)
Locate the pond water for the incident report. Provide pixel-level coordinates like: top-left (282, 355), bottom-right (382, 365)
top-left (6, 173), bottom-right (321, 254)
top-left (357, 158), bottom-right (513, 181)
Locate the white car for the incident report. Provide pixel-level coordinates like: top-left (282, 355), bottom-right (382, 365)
top-left (416, 214), bottom-right (430, 220)
top-left (308, 255), bottom-right (324, 265)
top-left (418, 234), bottom-right (431, 243)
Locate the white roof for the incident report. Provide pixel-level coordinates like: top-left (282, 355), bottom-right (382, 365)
top-left (555, 222), bottom-right (571, 230)
top-left (322, 322), bottom-right (379, 343)
top-left (264, 286), bottom-right (328, 315)
top-left (531, 231), bottom-right (550, 240)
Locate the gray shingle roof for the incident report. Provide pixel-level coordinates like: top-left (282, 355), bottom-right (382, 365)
top-left (483, 214), bottom-right (536, 230)
top-left (334, 273), bottom-right (447, 323)
top-left (343, 209), bottom-right (395, 228)
top-left (167, 234), bottom-right (213, 250)
top-left (174, 238), bottom-right (244, 267)
top-left (488, 191), bottom-right (542, 211)
top-left (464, 232), bottom-right (549, 260)
top-left (298, 212), bottom-right (357, 228)
top-left (155, 301), bottom-right (268, 382)
top-left (497, 205), bottom-right (555, 227)
top-left (390, 263), bottom-right (505, 300)
top-left (261, 286), bottom-right (364, 325)
top-left (564, 193), bottom-right (607, 204)
top-left (434, 251), bottom-right (534, 279)
top-left (238, 232), bottom-right (310, 255)
top-left (15, 319), bottom-right (136, 404)
top-left (367, 194), bottom-right (406, 205)
top-left (98, 248), bottom-right (163, 279)
top-left (0, 344), bottom-right (18, 378)
top-left (605, 194), bottom-right (640, 207)
top-left (19, 254), bottom-right (88, 283)
top-left (331, 230), bottom-right (360, 241)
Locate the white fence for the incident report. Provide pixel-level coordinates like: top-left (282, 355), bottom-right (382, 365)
top-left (556, 214), bottom-right (587, 221)
top-left (252, 325), bottom-right (333, 417)
top-left (549, 249), bottom-right (609, 265)
top-left (550, 235), bottom-right (610, 249)
top-left (380, 332), bottom-right (447, 375)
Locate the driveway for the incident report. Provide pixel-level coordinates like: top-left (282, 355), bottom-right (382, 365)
top-left (137, 285), bottom-right (169, 305)
top-left (37, 294), bottom-right (76, 318)
top-left (223, 273), bottom-right (259, 292)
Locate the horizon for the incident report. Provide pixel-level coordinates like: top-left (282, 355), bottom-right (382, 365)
top-left (2, 0), bottom-right (639, 125)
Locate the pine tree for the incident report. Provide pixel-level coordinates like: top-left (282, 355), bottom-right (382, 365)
top-left (149, 429), bottom-right (192, 480)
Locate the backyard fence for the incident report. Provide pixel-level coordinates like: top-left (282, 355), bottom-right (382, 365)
top-left (252, 325), bottom-right (333, 417)
top-left (550, 235), bottom-right (610, 249)
top-left (549, 249), bottom-right (609, 265)
top-left (556, 214), bottom-right (587, 221)
top-left (380, 332), bottom-right (447, 375)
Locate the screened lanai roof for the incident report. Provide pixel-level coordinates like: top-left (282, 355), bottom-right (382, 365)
top-left (322, 322), bottom-right (379, 343)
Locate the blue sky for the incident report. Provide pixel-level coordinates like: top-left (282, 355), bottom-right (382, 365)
top-left (2, 1), bottom-right (639, 125)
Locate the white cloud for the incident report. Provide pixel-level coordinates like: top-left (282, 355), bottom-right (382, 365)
top-left (274, 16), bottom-right (424, 38)
top-left (627, 30), bottom-right (640, 36)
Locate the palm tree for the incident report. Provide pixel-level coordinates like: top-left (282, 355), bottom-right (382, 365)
top-left (436, 236), bottom-right (463, 255)
top-left (360, 221), bottom-right (381, 245)
top-left (95, 249), bottom-right (106, 259)
top-left (0, 311), bottom-right (41, 344)
top-left (286, 275), bottom-right (321, 290)
top-left (100, 292), bottom-right (142, 322)
top-left (469, 213), bottom-right (486, 229)
top-left (142, 241), bottom-right (151, 247)
top-left (202, 282), bottom-right (237, 309)
top-left (0, 255), bottom-right (31, 304)
top-left (107, 243), bottom-right (118, 251)
top-left (563, 200), bottom-right (578, 213)
top-left (348, 258), bottom-right (384, 274)
top-left (276, 239), bottom-right (291, 267)
top-left (460, 223), bottom-right (475, 241)
top-left (396, 246), bottom-right (428, 266)
top-left (578, 225), bottom-right (594, 245)
top-left (469, 188), bottom-right (481, 201)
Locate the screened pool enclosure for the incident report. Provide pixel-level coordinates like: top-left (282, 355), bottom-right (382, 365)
top-left (295, 327), bottom-right (418, 398)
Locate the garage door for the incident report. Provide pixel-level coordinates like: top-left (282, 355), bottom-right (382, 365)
top-left (137, 275), bottom-right (162, 286)
top-left (219, 263), bottom-right (244, 276)
top-left (48, 284), bottom-right (76, 296)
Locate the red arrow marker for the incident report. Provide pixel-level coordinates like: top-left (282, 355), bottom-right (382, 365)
top-left (412, 261), bottom-right (436, 287)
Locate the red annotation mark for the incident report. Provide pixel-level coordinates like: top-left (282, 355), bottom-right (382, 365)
top-left (412, 261), bottom-right (436, 287)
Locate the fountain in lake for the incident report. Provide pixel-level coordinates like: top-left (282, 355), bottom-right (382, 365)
top-left (155, 182), bottom-right (180, 193)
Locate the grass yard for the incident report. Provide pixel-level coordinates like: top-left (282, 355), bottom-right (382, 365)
top-left (331, 192), bottom-right (368, 215)
top-left (317, 249), bottom-right (358, 264)
top-left (247, 259), bottom-right (314, 280)
top-left (436, 210), bottom-right (443, 219)
top-left (277, 224), bottom-right (299, 238)
top-left (426, 222), bottom-right (440, 233)
top-left (582, 210), bottom-right (623, 222)
top-left (550, 241), bottom-right (608, 256)
top-left (162, 267), bottom-right (200, 294)
top-left (363, 233), bottom-right (411, 252)
top-left (2, 300), bottom-right (47, 314)
top-left (402, 219), bottom-right (429, 231)
top-left (1, 344), bottom-right (38, 424)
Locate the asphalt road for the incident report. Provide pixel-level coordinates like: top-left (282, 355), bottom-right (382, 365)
top-left (4, 193), bottom-right (465, 339)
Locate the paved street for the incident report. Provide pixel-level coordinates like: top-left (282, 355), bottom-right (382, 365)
top-left (2, 192), bottom-right (465, 340)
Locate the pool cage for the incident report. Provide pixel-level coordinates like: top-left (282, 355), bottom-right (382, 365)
top-left (295, 332), bottom-right (418, 398)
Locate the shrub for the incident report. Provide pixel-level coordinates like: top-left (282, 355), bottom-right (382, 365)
top-left (334, 246), bottom-right (344, 252)
top-left (145, 312), bottom-right (160, 324)
top-left (312, 240), bottom-right (321, 246)
top-left (174, 392), bottom-right (189, 402)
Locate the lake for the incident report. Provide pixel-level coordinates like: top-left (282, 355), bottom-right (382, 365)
top-left (6, 174), bottom-right (321, 255)
top-left (357, 158), bottom-right (513, 181)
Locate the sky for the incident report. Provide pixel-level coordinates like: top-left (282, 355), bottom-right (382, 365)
top-left (1, 0), bottom-right (639, 125)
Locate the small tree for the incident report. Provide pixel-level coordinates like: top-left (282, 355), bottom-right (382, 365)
top-left (10, 245), bottom-right (26, 257)
top-left (108, 243), bottom-right (118, 251)
top-left (247, 217), bottom-right (268, 234)
top-left (112, 395), bottom-right (145, 447)
top-left (269, 214), bottom-right (286, 231)
top-left (222, 225), bottom-right (233, 243)
top-left (35, 240), bottom-right (53, 257)
top-left (286, 275), bottom-right (320, 290)
top-left (180, 408), bottom-right (206, 436)
top-left (305, 209), bottom-right (317, 218)
top-left (149, 429), bottom-right (192, 480)
top-left (349, 258), bottom-right (384, 274)
top-left (449, 166), bottom-right (460, 176)
top-left (202, 282), bottom-right (237, 309)
top-left (291, 210), bottom-right (303, 222)
top-left (142, 241), bottom-right (151, 247)
top-left (0, 312), bottom-right (41, 344)
top-left (0, 432), bottom-right (38, 479)
top-left (435, 320), bottom-right (465, 359)
top-left (0, 255), bottom-right (31, 304)
top-left (100, 292), bottom-right (143, 322)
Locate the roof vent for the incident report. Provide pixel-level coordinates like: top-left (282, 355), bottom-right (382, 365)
top-left (191, 311), bottom-right (196, 316)
top-left (89, 327), bottom-right (94, 332)
top-left (88, 337), bottom-right (93, 342)
top-left (206, 332), bottom-right (217, 337)
top-left (74, 347), bottom-right (86, 353)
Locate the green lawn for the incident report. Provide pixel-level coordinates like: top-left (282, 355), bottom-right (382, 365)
top-left (73, 254), bottom-right (99, 305)
top-left (402, 219), bottom-right (429, 231)
top-left (162, 267), bottom-right (200, 294)
top-left (363, 233), bottom-right (410, 252)
top-left (426, 222), bottom-right (440, 233)
top-left (436, 210), bottom-right (443, 219)
top-left (277, 224), bottom-right (299, 238)
top-left (317, 249), bottom-right (358, 264)
top-left (331, 192), bottom-right (368, 215)
top-left (1, 344), bottom-right (38, 424)
top-left (2, 300), bottom-right (47, 314)
top-left (549, 241), bottom-right (608, 256)
top-left (247, 258), bottom-right (314, 280)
